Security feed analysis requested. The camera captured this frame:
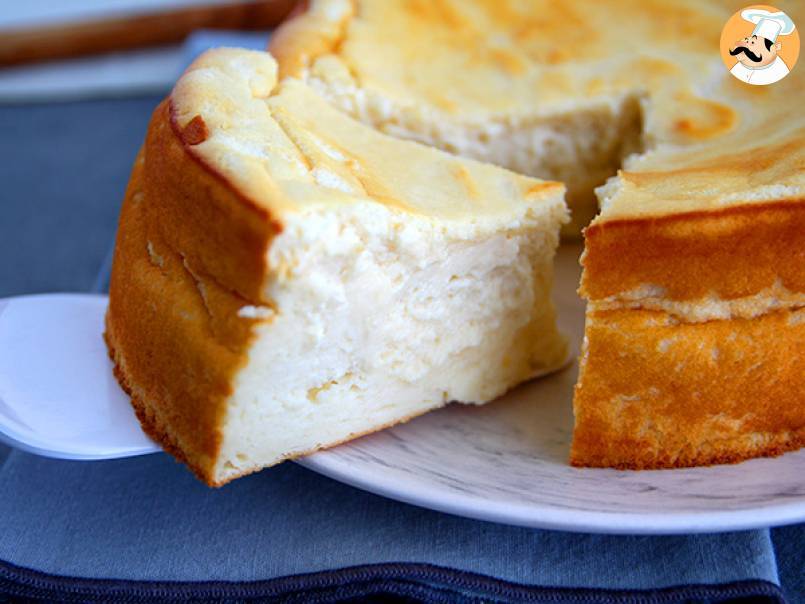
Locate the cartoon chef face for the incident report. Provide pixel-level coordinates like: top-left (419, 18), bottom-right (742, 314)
top-left (729, 34), bottom-right (780, 68)
top-left (723, 8), bottom-right (797, 85)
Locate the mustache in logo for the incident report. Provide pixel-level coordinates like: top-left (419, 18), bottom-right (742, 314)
top-left (730, 46), bottom-right (763, 62)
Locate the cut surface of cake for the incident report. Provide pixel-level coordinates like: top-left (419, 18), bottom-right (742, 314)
top-left (105, 49), bottom-right (569, 486)
top-left (272, 0), bottom-right (805, 470)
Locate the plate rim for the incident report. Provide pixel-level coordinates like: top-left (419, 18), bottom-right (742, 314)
top-left (296, 453), bottom-right (805, 535)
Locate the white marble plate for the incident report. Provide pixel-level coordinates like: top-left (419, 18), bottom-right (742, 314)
top-left (298, 244), bottom-right (805, 534)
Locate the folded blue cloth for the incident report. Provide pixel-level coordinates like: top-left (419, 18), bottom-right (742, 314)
top-left (0, 453), bottom-right (791, 602)
top-left (0, 30), bottom-right (802, 604)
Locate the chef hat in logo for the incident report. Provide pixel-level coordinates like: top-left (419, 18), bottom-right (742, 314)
top-left (741, 8), bottom-right (796, 42)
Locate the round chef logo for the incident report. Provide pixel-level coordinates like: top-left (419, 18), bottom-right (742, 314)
top-left (720, 5), bottom-right (798, 85)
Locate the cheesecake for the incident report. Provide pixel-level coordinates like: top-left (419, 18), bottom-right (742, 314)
top-left (272, 0), bottom-right (805, 469)
top-left (105, 49), bottom-right (569, 486)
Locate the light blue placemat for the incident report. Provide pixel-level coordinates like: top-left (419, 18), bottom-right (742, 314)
top-left (0, 452), bottom-right (788, 602)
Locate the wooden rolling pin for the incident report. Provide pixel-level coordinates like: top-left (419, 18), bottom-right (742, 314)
top-left (0, 0), bottom-right (297, 67)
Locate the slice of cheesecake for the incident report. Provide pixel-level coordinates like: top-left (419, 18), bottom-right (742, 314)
top-left (105, 48), bottom-right (569, 486)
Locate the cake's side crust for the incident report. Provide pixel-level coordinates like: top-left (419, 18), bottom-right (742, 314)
top-left (105, 129), bottom-right (270, 484)
top-left (146, 99), bottom-right (280, 304)
top-left (105, 327), bottom-right (206, 483)
top-left (571, 306), bottom-right (805, 469)
top-left (582, 200), bottom-right (805, 302)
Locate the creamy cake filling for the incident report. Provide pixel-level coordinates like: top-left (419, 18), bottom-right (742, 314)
top-left (588, 281), bottom-right (805, 323)
top-left (215, 202), bottom-right (567, 480)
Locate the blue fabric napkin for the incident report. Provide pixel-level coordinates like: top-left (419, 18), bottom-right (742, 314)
top-left (0, 452), bottom-right (793, 603)
top-left (0, 30), bottom-right (802, 604)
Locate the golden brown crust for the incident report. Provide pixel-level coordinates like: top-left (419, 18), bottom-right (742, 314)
top-left (571, 306), bottom-right (805, 469)
top-left (581, 200), bottom-right (805, 301)
top-left (145, 100), bottom-right (280, 304)
top-left (105, 127), bottom-right (265, 484)
top-left (105, 331), bottom-right (212, 484)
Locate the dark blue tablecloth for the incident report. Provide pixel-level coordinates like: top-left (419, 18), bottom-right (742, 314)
top-left (0, 45), bottom-right (802, 604)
